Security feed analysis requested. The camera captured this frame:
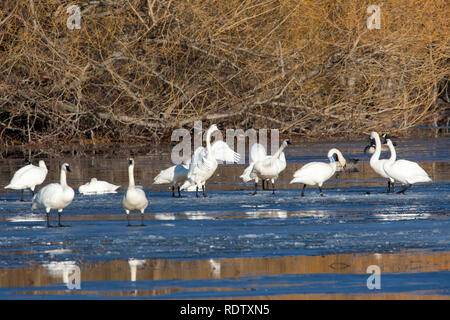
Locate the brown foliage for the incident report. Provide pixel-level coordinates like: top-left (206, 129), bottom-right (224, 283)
top-left (0, 0), bottom-right (448, 146)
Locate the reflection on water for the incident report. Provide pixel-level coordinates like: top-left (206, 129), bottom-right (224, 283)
top-left (245, 209), bottom-right (288, 219)
top-left (43, 261), bottom-right (79, 289)
top-left (0, 250), bottom-right (448, 299)
top-left (0, 138), bottom-right (448, 299)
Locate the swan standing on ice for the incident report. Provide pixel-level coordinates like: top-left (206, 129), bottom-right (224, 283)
top-left (78, 178), bottom-right (120, 195)
top-left (383, 139), bottom-right (432, 194)
top-left (31, 163), bottom-right (74, 228)
top-left (153, 159), bottom-right (190, 197)
top-left (249, 139), bottom-right (290, 195)
top-left (122, 158), bottom-right (148, 226)
top-left (240, 143), bottom-right (270, 189)
top-left (364, 131), bottom-right (396, 193)
top-left (180, 124), bottom-right (240, 197)
top-left (290, 148), bottom-right (347, 196)
top-left (5, 160), bottom-right (48, 201)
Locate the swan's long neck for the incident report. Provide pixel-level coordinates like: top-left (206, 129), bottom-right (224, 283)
top-left (128, 164), bottom-right (135, 188)
top-left (39, 161), bottom-right (47, 169)
top-left (60, 169), bottom-right (68, 187)
top-left (327, 149), bottom-right (340, 169)
top-left (370, 133), bottom-right (382, 163)
top-left (386, 140), bottom-right (397, 163)
top-left (273, 142), bottom-right (287, 159)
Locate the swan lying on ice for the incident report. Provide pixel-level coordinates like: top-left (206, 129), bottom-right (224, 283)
top-left (78, 178), bottom-right (120, 195)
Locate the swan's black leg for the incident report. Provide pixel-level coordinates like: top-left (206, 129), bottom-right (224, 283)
top-left (126, 213), bottom-right (131, 227)
top-left (171, 186), bottom-right (175, 197)
top-left (319, 186), bottom-right (324, 197)
top-left (391, 182), bottom-right (395, 192)
top-left (57, 211), bottom-right (69, 227)
top-left (46, 211), bottom-right (51, 228)
top-left (252, 182), bottom-right (258, 195)
top-left (272, 181), bottom-right (275, 195)
top-left (196, 186), bottom-right (199, 198)
top-left (177, 186), bottom-right (182, 198)
top-left (57, 211), bottom-right (64, 227)
top-left (202, 185), bottom-right (207, 197)
top-left (20, 190), bottom-right (25, 202)
top-left (382, 180), bottom-right (390, 193)
top-left (397, 184), bottom-right (411, 195)
top-left (140, 212), bottom-right (145, 226)
top-left (301, 184), bottom-right (306, 197)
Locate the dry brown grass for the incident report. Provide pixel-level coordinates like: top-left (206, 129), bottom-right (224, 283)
top-left (0, 0), bottom-right (448, 147)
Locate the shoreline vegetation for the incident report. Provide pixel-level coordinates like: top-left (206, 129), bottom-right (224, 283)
top-left (0, 0), bottom-right (449, 155)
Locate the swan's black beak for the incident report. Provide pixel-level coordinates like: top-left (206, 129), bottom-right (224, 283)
top-left (216, 123), bottom-right (224, 130)
top-left (66, 165), bottom-right (71, 172)
top-left (382, 134), bottom-right (397, 146)
top-left (363, 145), bottom-right (372, 153)
top-left (286, 140), bottom-right (291, 145)
top-left (128, 159), bottom-right (133, 165)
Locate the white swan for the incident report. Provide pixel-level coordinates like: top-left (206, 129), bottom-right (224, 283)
top-left (180, 124), bottom-right (240, 197)
top-left (122, 158), bottom-right (148, 226)
top-left (31, 163), bottom-right (74, 227)
top-left (78, 178), bottom-right (120, 195)
top-left (5, 160), bottom-right (48, 201)
top-left (153, 159), bottom-right (190, 197)
top-left (240, 143), bottom-right (270, 189)
top-left (290, 148), bottom-right (346, 196)
top-left (249, 139), bottom-right (290, 194)
top-left (365, 131), bottom-right (396, 193)
top-left (383, 139), bottom-right (432, 194)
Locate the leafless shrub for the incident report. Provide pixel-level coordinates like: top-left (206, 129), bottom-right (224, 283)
top-left (0, 0), bottom-right (448, 149)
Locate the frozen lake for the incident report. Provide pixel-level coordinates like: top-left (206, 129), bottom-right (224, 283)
top-left (0, 138), bottom-right (449, 299)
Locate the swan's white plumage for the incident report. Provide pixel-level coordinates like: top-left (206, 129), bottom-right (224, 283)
top-left (383, 139), bottom-right (432, 186)
top-left (249, 140), bottom-right (289, 184)
top-left (368, 132), bottom-right (394, 182)
top-left (180, 124), bottom-right (240, 192)
top-left (122, 187), bottom-right (148, 212)
top-left (78, 178), bottom-right (120, 194)
top-left (290, 161), bottom-right (335, 187)
top-left (31, 163), bottom-right (74, 215)
top-left (122, 159), bottom-right (148, 215)
top-left (290, 148), bottom-right (346, 193)
top-left (240, 143), bottom-right (270, 182)
top-left (153, 159), bottom-right (190, 187)
top-left (5, 160), bottom-right (48, 192)
top-left (210, 140), bottom-right (241, 164)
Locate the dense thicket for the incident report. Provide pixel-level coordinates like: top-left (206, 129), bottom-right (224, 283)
top-left (0, 0), bottom-right (448, 147)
